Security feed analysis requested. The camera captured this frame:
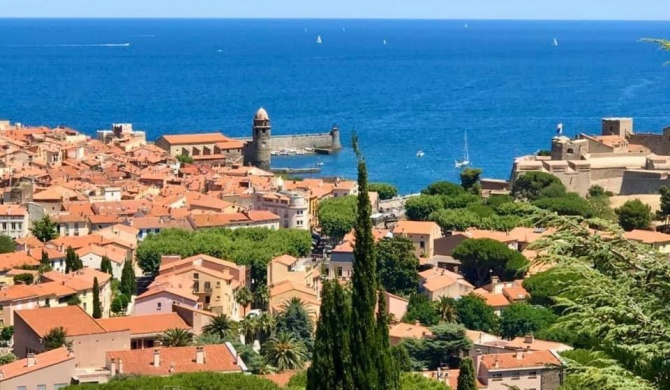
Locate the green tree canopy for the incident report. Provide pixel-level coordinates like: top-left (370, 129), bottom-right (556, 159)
top-left (43, 326), bottom-right (69, 351)
top-left (457, 357), bottom-right (477, 390)
top-left (460, 168), bottom-right (482, 195)
top-left (533, 193), bottom-right (593, 217)
top-left (318, 195), bottom-right (358, 245)
top-left (65, 246), bottom-right (83, 273)
top-left (0, 352), bottom-right (16, 365)
top-left (512, 172), bottom-right (565, 201)
top-left (429, 209), bottom-right (480, 233)
top-left (276, 298), bottom-right (314, 350)
top-left (421, 181), bottom-right (465, 197)
top-left (588, 194), bottom-right (617, 221)
top-left (434, 296), bottom-right (458, 323)
top-left (455, 294), bottom-right (499, 334)
top-left (29, 215), bottom-right (59, 242)
top-left (452, 238), bottom-right (529, 287)
top-left (405, 195), bottom-right (444, 221)
top-left (402, 293), bottom-right (440, 327)
top-left (64, 372), bottom-right (284, 390)
top-left (0, 235), bottom-right (14, 254)
top-left (202, 314), bottom-right (237, 340)
top-left (369, 182), bottom-right (399, 200)
top-left (658, 185), bottom-right (670, 223)
top-left (522, 266), bottom-right (584, 308)
top-left (137, 228), bottom-right (312, 278)
top-left (400, 323), bottom-right (472, 370)
top-left (13, 273), bottom-right (33, 285)
top-left (376, 237), bottom-right (419, 296)
top-left (100, 255), bottom-right (113, 276)
top-left (160, 328), bottom-right (193, 347)
top-left (615, 199), bottom-right (652, 231)
top-left (262, 332), bottom-right (309, 372)
top-left (92, 276), bottom-right (102, 319)
top-left (588, 184), bottom-right (607, 198)
top-left (499, 302), bottom-right (558, 340)
top-left (176, 154), bottom-right (194, 164)
top-left (399, 373), bottom-right (451, 390)
top-left (120, 259), bottom-right (136, 297)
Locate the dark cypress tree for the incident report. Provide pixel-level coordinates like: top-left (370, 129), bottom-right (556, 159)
top-left (376, 289), bottom-right (399, 389)
top-left (457, 357), bottom-right (477, 390)
top-left (307, 280), bottom-right (353, 390)
top-left (40, 250), bottom-right (50, 266)
top-left (349, 134), bottom-right (399, 390)
top-left (92, 276), bottom-right (102, 319)
top-left (100, 256), bottom-right (113, 276)
top-left (120, 260), bottom-right (136, 297)
top-left (73, 253), bottom-right (83, 271)
top-left (65, 246), bottom-right (76, 273)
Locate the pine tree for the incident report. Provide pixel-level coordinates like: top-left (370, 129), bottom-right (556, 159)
top-left (92, 276), bottom-right (102, 319)
top-left (120, 260), bottom-right (136, 297)
top-left (307, 280), bottom-right (353, 390)
top-left (40, 249), bottom-right (50, 266)
top-left (348, 134), bottom-right (399, 390)
top-left (457, 357), bottom-right (477, 390)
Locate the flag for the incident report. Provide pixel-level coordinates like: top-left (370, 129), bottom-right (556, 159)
top-left (556, 123), bottom-right (563, 134)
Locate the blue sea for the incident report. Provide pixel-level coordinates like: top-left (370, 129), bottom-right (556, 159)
top-left (1, 18), bottom-right (670, 193)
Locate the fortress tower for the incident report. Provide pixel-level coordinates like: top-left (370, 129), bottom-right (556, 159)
top-left (250, 107), bottom-right (272, 170)
top-left (330, 124), bottom-right (342, 150)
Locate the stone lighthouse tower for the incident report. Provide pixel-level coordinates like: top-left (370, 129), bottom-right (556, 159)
top-left (251, 107), bottom-right (272, 170)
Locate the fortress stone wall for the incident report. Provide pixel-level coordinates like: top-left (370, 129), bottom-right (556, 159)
top-left (510, 118), bottom-right (670, 196)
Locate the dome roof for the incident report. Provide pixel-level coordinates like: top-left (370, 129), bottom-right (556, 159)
top-left (254, 107), bottom-right (269, 121)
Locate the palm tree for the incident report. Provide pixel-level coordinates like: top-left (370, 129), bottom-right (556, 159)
top-left (253, 285), bottom-right (270, 311)
top-left (261, 332), bottom-right (308, 372)
top-left (43, 326), bottom-right (69, 351)
top-left (434, 296), bottom-right (458, 323)
top-left (235, 286), bottom-right (254, 317)
top-left (256, 312), bottom-right (276, 345)
top-left (160, 328), bottom-right (193, 347)
top-left (239, 317), bottom-right (258, 346)
top-left (202, 314), bottom-right (237, 340)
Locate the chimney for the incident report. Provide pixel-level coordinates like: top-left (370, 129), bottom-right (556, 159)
top-left (153, 349), bottom-right (160, 367)
top-left (491, 275), bottom-right (500, 286)
top-left (515, 348), bottom-right (524, 360)
top-left (26, 353), bottom-right (37, 367)
top-left (118, 358), bottom-right (123, 374)
top-left (414, 320), bottom-right (421, 326)
top-left (524, 334), bottom-right (535, 344)
top-left (110, 358), bottom-right (117, 376)
top-left (195, 346), bottom-right (205, 364)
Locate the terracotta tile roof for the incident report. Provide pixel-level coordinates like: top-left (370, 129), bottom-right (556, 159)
top-left (392, 220), bottom-right (440, 236)
top-left (0, 347), bottom-right (75, 382)
top-left (159, 133), bottom-right (230, 145)
top-left (28, 247), bottom-right (64, 261)
top-left (77, 244), bottom-right (126, 264)
top-left (0, 252), bottom-right (39, 271)
top-left (389, 322), bottom-right (433, 340)
top-left (49, 234), bottom-right (111, 250)
top-left (16, 306), bottom-right (107, 336)
top-left (270, 280), bottom-right (317, 298)
top-left (136, 285), bottom-right (198, 302)
top-left (0, 204), bottom-right (27, 216)
top-left (506, 336), bottom-right (573, 352)
top-left (107, 344), bottom-right (244, 376)
top-left (473, 289), bottom-right (512, 308)
top-left (272, 254), bottom-right (297, 267)
top-left (502, 286), bottom-right (529, 302)
top-left (89, 214), bottom-right (121, 224)
top-left (624, 229), bottom-right (670, 244)
top-left (96, 313), bottom-right (190, 336)
top-left (41, 268), bottom-right (111, 292)
top-left (480, 350), bottom-right (562, 370)
top-left (333, 228), bottom-right (390, 253)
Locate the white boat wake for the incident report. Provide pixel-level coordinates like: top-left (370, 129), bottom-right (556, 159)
top-left (3, 43), bottom-right (131, 48)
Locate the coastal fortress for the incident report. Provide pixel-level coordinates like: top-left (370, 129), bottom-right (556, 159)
top-left (510, 118), bottom-right (670, 196)
top-left (153, 108), bottom-right (341, 170)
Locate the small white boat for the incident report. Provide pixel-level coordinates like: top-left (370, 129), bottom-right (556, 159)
top-left (316, 162), bottom-right (324, 167)
top-left (454, 131), bottom-right (471, 168)
top-left (416, 151), bottom-right (425, 158)
top-left (316, 35), bottom-right (322, 44)
top-left (383, 39), bottom-right (387, 45)
top-left (552, 38), bottom-right (558, 47)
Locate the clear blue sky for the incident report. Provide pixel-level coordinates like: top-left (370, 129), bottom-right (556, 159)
top-left (2, 0), bottom-right (670, 20)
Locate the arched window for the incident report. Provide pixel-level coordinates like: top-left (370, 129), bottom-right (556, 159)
top-left (567, 148), bottom-right (574, 154)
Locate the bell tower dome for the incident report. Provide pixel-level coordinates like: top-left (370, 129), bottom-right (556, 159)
top-left (251, 107), bottom-right (272, 170)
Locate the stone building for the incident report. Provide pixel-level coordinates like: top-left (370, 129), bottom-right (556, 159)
top-left (510, 118), bottom-right (670, 196)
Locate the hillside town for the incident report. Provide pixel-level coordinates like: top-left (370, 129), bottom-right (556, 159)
top-left (0, 114), bottom-right (667, 390)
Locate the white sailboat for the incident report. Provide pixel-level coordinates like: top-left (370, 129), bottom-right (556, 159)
top-left (316, 35), bottom-right (322, 44)
top-left (454, 132), bottom-right (470, 168)
top-left (552, 38), bottom-right (558, 47)
top-left (416, 151), bottom-right (425, 158)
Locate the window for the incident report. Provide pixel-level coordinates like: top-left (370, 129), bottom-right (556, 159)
top-left (297, 210), bottom-right (303, 215)
top-left (205, 296), bottom-right (211, 304)
top-left (419, 241), bottom-right (425, 249)
top-left (37, 385), bottom-right (46, 390)
top-left (511, 371), bottom-right (520, 379)
top-left (2, 223), bottom-right (6, 230)
top-left (157, 302), bottom-right (162, 311)
top-left (193, 282), bottom-right (200, 292)
top-left (528, 371), bottom-right (537, 379)
top-left (337, 267), bottom-right (343, 277)
top-left (83, 302), bottom-right (87, 310)
top-left (491, 373), bottom-right (503, 381)
top-left (297, 220), bottom-right (304, 226)
top-left (11, 223), bottom-right (16, 230)
top-left (17, 386), bottom-right (27, 390)
top-left (54, 384), bottom-right (68, 390)
top-left (193, 273), bottom-right (199, 279)
top-left (204, 281), bottom-right (211, 291)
